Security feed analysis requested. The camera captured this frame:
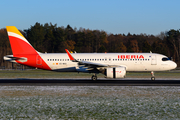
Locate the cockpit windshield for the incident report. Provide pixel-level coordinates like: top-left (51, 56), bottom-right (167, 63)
top-left (162, 57), bottom-right (171, 61)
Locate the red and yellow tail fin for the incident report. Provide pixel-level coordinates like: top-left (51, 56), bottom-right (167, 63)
top-left (6, 26), bottom-right (37, 56)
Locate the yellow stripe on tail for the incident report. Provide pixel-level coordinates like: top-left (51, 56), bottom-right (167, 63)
top-left (6, 26), bottom-right (25, 38)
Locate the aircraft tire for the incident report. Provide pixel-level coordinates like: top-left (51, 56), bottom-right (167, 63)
top-left (151, 77), bottom-right (155, 81)
top-left (92, 75), bottom-right (97, 81)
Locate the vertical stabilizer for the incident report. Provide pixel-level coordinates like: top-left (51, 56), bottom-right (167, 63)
top-left (6, 26), bottom-right (37, 55)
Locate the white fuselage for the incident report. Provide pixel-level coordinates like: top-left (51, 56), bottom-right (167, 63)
top-left (39, 53), bottom-right (177, 72)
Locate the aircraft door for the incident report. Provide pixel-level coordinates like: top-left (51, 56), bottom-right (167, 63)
top-left (151, 55), bottom-right (157, 65)
top-left (36, 55), bottom-right (42, 65)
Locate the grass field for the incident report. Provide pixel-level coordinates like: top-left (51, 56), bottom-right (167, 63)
top-left (0, 69), bottom-right (180, 79)
top-left (0, 86), bottom-right (180, 119)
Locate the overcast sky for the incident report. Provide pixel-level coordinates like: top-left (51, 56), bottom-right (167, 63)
top-left (1, 0), bottom-right (180, 35)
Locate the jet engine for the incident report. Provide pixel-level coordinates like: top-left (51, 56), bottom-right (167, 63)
top-left (105, 67), bottom-right (126, 78)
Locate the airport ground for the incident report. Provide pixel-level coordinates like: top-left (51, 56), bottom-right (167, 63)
top-left (0, 69), bottom-right (180, 119)
top-left (0, 69), bottom-right (180, 86)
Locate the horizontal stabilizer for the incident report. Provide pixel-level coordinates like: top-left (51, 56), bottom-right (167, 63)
top-left (4, 55), bottom-right (27, 62)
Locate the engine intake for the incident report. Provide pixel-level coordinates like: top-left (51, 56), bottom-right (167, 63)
top-left (105, 67), bottom-right (126, 78)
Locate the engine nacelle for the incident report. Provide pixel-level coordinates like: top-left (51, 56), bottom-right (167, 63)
top-left (105, 67), bottom-right (126, 78)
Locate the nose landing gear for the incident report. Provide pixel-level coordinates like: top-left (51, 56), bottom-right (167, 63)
top-left (151, 71), bottom-right (155, 81)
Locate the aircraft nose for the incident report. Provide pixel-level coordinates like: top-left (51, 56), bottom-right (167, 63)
top-left (171, 62), bottom-right (177, 69)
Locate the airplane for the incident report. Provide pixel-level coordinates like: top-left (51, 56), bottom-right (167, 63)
top-left (4, 26), bottom-right (177, 81)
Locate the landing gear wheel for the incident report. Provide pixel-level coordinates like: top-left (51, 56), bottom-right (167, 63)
top-left (151, 71), bottom-right (155, 81)
top-left (91, 75), bottom-right (97, 81)
top-left (151, 77), bottom-right (155, 81)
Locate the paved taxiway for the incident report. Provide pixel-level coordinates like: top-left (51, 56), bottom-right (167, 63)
top-left (0, 78), bottom-right (180, 86)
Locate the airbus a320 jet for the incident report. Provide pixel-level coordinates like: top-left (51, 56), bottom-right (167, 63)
top-left (4, 26), bottom-right (177, 80)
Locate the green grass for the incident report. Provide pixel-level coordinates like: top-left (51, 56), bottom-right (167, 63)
top-left (0, 69), bottom-right (95, 78)
top-left (127, 71), bottom-right (180, 78)
top-left (0, 69), bottom-right (179, 78)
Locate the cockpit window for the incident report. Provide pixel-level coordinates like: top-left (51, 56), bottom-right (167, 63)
top-left (162, 57), bottom-right (170, 61)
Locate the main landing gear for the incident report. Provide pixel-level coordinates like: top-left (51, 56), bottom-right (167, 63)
top-left (151, 71), bottom-right (155, 81)
top-left (91, 74), bottom-right (97, 81)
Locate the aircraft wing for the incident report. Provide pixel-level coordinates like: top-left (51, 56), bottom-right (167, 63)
top-left (78, 60), bottom-right (108, 68)
top-left (65, 49), bottom-right (108, 68)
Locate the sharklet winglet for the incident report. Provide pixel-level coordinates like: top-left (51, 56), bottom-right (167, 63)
top-left (65, 49), bottom-right (77, 62)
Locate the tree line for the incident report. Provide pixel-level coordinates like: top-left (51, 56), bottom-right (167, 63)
top-left (0, 22), bottom-right (180, 68)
